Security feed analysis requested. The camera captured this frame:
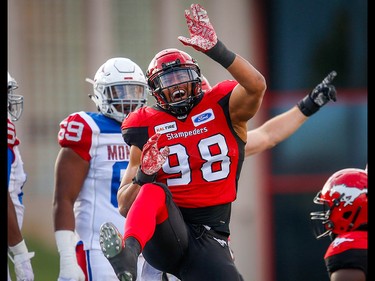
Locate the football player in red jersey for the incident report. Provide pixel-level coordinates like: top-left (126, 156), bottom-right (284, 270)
top-left (310, 168), bottom-right (367, 281)
top-left (7, 72), bottom-right (35, 281)
top-left (99, 3), bottom-right (266, 281)
top-left (53, 57), bottom-right (178, 281)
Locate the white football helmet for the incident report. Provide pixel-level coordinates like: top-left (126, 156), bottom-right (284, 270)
top-left (8, 72), bottom-right (24, 121)
top-left (87, 57), bottom-right (149, 123)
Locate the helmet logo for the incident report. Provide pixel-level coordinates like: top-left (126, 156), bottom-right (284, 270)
top-left (328, 184), bottom-right (367, 207)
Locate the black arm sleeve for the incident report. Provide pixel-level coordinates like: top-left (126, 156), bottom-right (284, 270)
top-left (122, 127), bottom-right (149, 149)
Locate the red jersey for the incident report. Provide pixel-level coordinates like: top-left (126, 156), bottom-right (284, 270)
top-left (121, 80), bottom-right (245, 208)
top-left (324, 230), bottom-right (367, 277)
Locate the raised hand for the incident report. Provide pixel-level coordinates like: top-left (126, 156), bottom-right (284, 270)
top-left (178, 3), bottom-right (236, 68)
top-left (178, 3), bottom-right (217, 52)
top-left (310, 71), bottom-right (337, 106)
top-left (298, 71), bottom-right (338, 116)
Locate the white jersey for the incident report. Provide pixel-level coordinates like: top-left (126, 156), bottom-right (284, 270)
top-left (8, 117), bottom-right (28, 281)
top-left (8, 118), bottom-right (27, 227)
top-left (58, 111), bottom-right (128, 250)
top-left (58, 112), bottom-right (180, 281)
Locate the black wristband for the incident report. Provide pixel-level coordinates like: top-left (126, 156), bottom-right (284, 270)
top-left (132, 167), bottom-right (156, 186)
top-left (205, 40), bottom-right (236, 68)
top-left (297, 95), bottom-right (320, 117)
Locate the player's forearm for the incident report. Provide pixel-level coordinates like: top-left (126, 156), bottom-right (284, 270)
top-left (8, 192), bottom-right (23, 246)
top-left (245, 106), bottom-right (307, 157)
top-left (53, 201), bottom-right (76, 231)
top-left (263, 106), bottom-right (307, 146)
top-left (118, 182), bottom-right (141, 217)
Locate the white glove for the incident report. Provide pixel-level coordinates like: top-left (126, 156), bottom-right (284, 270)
top-left (9, 240), bottom-right (35, 281)
top-left (55, 230), bottom-right (85, 281)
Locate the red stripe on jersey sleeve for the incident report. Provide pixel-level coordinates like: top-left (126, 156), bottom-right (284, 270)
top-left (58, 113), bottom-right (92, 161)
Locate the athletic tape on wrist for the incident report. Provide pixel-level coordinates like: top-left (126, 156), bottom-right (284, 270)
top-left (55, 230), bottom-right (77, 253)
top-left (132, 167), bottom-right (156, 186)
top-left (9, 239), bottom-right (28, 255)
top-left (297, 95), bottom-right (320, 117)
top-left (205, 40), bottom-right (236, 68)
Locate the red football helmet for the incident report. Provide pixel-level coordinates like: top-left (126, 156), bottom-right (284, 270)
top-left (310, 168), bottom-right (368, 239)
top-left (146, 48), bottom-right (203, 119)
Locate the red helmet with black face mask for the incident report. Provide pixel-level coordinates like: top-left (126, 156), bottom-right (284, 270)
top-left (310, 168), bottom-right (368, 239)
top-left (146, 48), bottom-right (203, 119)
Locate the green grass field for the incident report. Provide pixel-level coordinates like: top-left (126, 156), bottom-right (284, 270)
top-left (8, 236), bottom-right (59, 281)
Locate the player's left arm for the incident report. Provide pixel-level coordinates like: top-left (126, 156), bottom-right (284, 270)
top-left (245, 107), bottom-right (306, 157)
top-left (178, 3), bottom-right (266, 141)
top-left (245, 71), bottom-right (337, 157)
top-left (53, 147), bottom-right (87, 281)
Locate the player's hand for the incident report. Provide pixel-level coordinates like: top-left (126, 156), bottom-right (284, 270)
top-left (141, 133), bottom-right (170, 175)
top-left (133, 134), bottom-right (169, 186)
top-left (178, 3), bottom-right (218, 52)
top-left (297, 71), bottom-right (337, 116)
top-left (309, 71), bottom-right (337, 106)
top-left (13, 252), bottom-right (35, 281)
top-left (57, 253), bottom-right (85, 281)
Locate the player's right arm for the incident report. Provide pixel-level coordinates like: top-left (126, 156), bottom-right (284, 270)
top-left (53, 147), bottom-right (89, 231)
top-left (53, 114), bottom-right (88, 281)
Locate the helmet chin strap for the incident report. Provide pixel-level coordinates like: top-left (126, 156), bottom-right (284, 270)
top-left (168, 99), bottom-right (191, 118)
